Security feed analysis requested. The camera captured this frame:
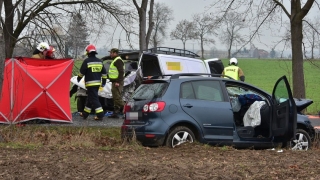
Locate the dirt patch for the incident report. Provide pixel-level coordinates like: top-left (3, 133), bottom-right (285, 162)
top-left (0, 144), bottom-right (320, 179)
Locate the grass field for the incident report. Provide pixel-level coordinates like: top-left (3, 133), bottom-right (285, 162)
top-left (70, 58), bottom-right (320, 114)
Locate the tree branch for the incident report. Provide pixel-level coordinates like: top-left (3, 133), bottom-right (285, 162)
top-left (273, 0), bottom-right (290, 18)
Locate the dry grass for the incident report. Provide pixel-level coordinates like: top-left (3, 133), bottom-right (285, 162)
top-left (0, 125), bottom-right (147, 151)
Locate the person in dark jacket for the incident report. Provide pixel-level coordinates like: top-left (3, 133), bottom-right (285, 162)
top-left (77, 44), bottom-right (107, 120)
top-left (108, 48), bottom-right (125, 118)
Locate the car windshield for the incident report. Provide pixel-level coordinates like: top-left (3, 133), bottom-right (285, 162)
top-left (132, 82), bottom-right (168, 100)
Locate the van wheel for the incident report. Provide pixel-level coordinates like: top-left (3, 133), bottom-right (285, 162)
top-left (166, 126), bottom-right (195, 148)
top-left (290, 129), bottom-right (311, 150)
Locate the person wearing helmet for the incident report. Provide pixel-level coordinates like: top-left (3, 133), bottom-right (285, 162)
top-left (44, 45), bottom-right (56, 59)
top-left (222, 57), bottom-right (245, 81)
top-left (31, 42), bottom-right (50, 59)
top-left (77, 44), bottom-right (108, 120)
top-left (108, 48), bottom-right (125, 119)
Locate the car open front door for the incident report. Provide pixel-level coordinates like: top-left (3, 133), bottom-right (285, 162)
top-left (271, 76), bottom-right (297, 142)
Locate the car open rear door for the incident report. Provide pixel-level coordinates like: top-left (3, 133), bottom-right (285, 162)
top-left (271, 76), bottom-right (297, 141)
top-left (203, 59), bottom-right (224, 75)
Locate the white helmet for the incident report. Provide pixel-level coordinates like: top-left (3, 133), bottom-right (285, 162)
top-left (229, 57), bottom-right (238, 65)
top-left (36, 42), bottom-right (50, 52)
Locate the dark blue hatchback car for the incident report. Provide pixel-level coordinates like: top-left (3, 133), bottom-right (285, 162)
top-left (121, 74), bottom-right (315, 150)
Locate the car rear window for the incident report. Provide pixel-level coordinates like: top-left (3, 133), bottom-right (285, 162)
top-left (132, 82), bottom-right (168, 100)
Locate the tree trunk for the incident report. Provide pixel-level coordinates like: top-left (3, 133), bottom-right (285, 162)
top-left (133, 0), bottom-right (148, 52)
top-left (3, 0), bottom-right (15, 58)
top-left (291, 19), bottom-right (305, 99)
top-left (200, 36), bottom-right (204, 59)
top-left (145, 0), bottom-right (154, 50)
top-left (0, 0), bottom-right (14, 97)
top-left (138, 11), bottom-right (147, 52)
top-left (153, 33), bottom-right (158, 49)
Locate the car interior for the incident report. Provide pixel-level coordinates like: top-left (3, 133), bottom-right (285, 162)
top-left (226, 85), bottom-right (271, 139)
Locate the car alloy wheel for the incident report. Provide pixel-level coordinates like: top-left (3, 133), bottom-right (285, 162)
top-left (290, 129), bottom-right (311, 150)
top-left (166, 126), bottom-right (195, 148)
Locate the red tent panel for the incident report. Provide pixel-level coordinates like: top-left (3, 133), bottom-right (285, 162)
top-left (0, 57), bottom-right (74, 124)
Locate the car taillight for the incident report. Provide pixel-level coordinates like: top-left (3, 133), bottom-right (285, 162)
top-left (142, 102), bottom-right (166, 112)
top-left (123, 103), bottom-right (131, 113)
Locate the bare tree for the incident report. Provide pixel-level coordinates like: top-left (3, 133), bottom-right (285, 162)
top-left (0, 0), bottom-right (133, 97)
top-left (218, 12), bottom-right (246, 59)
top-left (192, 13), bottom-right (216, 59)
top-left (209, 0), bottom-right (319, 99)
top-left (149, 2), bottom-right (173, 49)
top-left (303, 17), bottom-right (320, 59)
top-left (170, 19), bottom-right (196, 51)
top-left (132, 0), bottom-right (154, 51)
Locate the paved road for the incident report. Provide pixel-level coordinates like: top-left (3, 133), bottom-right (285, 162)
top-left (308, 115), bottom-right (320, 132)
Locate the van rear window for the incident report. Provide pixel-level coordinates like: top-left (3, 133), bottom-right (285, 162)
top-left (132, 82), bottom-right (168, 100)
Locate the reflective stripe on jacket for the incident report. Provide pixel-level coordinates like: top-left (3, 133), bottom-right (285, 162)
top-left (108, 57), bottom-right (125, 80)
top-left (223, 65), bottom-right (239, 80)
top-left (78, 55), bottom-right (107, 87)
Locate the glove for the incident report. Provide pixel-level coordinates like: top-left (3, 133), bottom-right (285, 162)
top-left (101, 79), bottom-right (106, 87)
top-left (77, 76), bottom-right (82, 83)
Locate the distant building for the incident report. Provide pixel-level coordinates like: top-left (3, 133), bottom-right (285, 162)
top-left (250, 44), bottom-right (269, 58)
top-left (196, 50), bottom-right (228, 59)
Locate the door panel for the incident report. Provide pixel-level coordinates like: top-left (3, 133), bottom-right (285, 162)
top-left (180, 80), bottom-right (233, 142)
top-left (271, 76), bottom-right (297, 140)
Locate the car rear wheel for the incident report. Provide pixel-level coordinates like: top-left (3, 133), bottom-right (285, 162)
top-left (166, 126), bottom-right (195, 148)
top-left (290, 129), bottom-right (311, 150)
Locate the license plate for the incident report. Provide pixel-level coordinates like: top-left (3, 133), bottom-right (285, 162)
top-left (125, 112), bottom-right (142, 120)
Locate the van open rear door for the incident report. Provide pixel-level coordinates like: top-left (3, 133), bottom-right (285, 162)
top-left (203, 58), bottom-right (224, 75)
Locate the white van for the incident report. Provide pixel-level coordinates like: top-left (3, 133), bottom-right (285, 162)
top-left (137, 48), bottom-right (224, 78)
top-left (70, 47), bottom-right (224, 111)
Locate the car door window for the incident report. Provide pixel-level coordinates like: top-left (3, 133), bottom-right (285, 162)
top-left (180, 82), bottom-right (195, 99)
top-left (273, 79), bottom-right (289, 104)
top-left (180, 81), bottom-right (223, 102)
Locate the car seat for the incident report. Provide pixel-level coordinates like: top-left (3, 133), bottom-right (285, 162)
top-left (237, 126), bottom-right (255, 138)
top-left (254, 103), bottom-right (270, 137)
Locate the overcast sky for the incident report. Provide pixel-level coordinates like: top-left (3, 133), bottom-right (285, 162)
top-left (94, 0), bottom-right (319, 54)
top-left (157, 0), bottom-right (213, 51)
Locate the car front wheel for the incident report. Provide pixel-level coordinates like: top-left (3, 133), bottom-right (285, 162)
top-left (166, 126), bottom-right (195, 148)
top-left (290, 129), bottom-right (311, 150)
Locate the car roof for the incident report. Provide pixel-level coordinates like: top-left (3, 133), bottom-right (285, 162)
top-left (101, 47), bottom-right (202, 61)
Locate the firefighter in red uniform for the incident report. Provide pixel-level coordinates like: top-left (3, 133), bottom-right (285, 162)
top-left (77, 44), bottom-right (107, 120)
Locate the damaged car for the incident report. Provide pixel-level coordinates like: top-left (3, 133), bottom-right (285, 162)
top-left (121, 74), bottom-right (315, 150)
